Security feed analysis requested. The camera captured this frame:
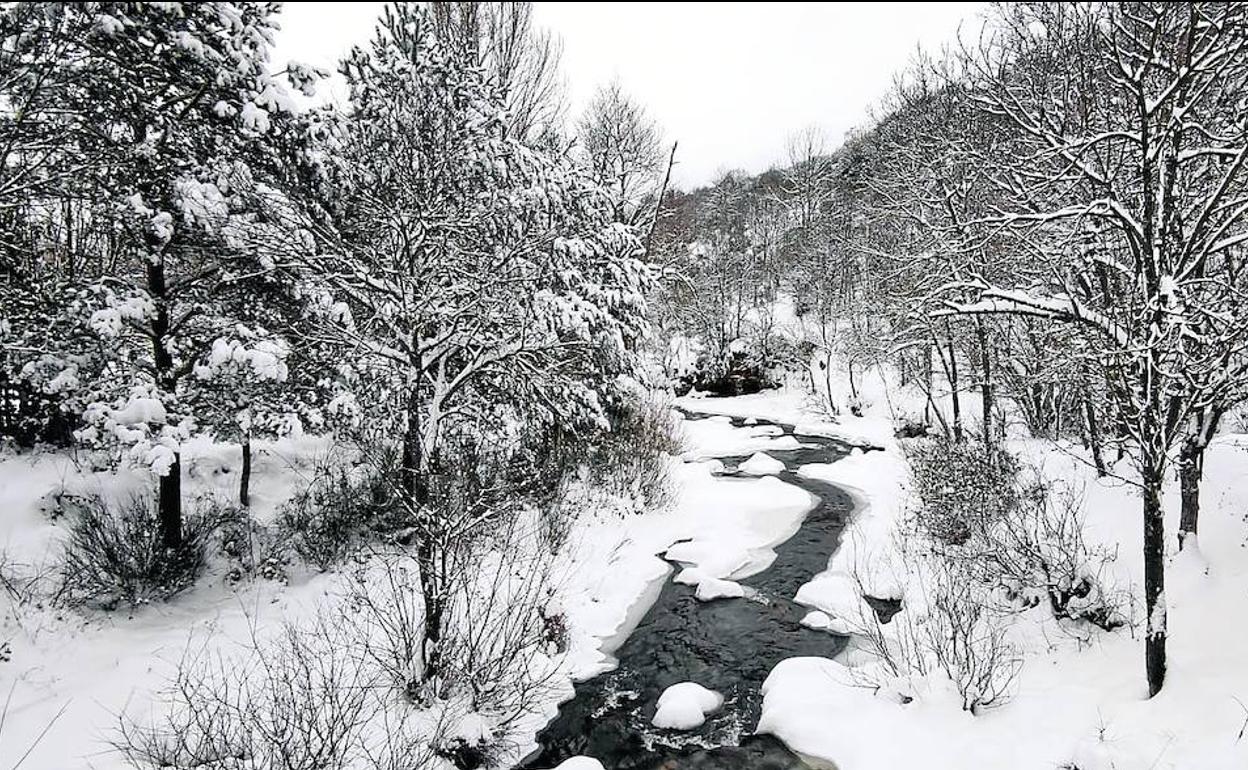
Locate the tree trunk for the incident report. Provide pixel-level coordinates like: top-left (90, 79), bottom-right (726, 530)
top-left (975, 318), bottom-right (993, 448)
top-left (159, 454), bottom-right (182, 548)
top-left (1178, 441), bottom-right (1200, 548)
top-left (146, 256), bottom-right (181, 548)
top-left (1078, 363), bottom-right (1107, 477)
top-left (923, 342), bottom-right (933, 426)
top-left (946, 332), bottom-right (963, 443)
top-left (239, 434), bottom-right (252, 508)
top-left (1142, 468), bottom-right (1167, 697)
top-left (1084, 393), bottom-right (1107, 477)
top-left (1178, 408), bottom-right (1221, 550)
top-left (401, 347), bottom-right (443, 686)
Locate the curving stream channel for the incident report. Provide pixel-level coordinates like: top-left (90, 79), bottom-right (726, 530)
top-left (523, 410), bottom-right (880, 770)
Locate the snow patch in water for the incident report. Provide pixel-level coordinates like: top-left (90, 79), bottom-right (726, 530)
top-left (653, 682), bottom-right (724, 730)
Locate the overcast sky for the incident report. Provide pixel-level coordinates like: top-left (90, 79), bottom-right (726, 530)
top-left (271, 2), bottom-right (985, 190)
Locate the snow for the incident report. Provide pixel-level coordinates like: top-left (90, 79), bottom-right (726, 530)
top-left (739, 451), bottom-right (786, 475)
top-left (110, 395), bottom-right (167, 426)
top-left (679, 416), bottom-right (803, 459)
top-left (694, 577), bottom-right (745, 601)
top-left (652, 682), bottom-right (724, 730)
top-left (545, 759), bottom-right (605, 770)
top-left (794, 572), bottom-right (874, 627)
top-left (800, 610), bottom-right (854, 635)
top-left (738, 376), bottom-right (1248, 770)
top-left (10, 349), bottom-right (1248, 769)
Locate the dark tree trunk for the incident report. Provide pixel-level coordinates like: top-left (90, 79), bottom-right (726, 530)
top-left (947, 332), bottom-right (963, 443)
top-left (1178, 441), bottom-right (1201, 548)
top-left (975, 318), bottom-right (993, 448)
top-left (239, 434), bottom-right (252, 508)
top-left (159, 454), bottom-right (182, 548)
top-left (1082, 385), bottom-right (1107, 477)
top-left (401, 346), bottom-right (443, 686)
top-left (1142, 468), bottom-right (1167, 697)
top-left (923, 342), bottom-right (933, 426)
top-left (1085, 396), bottom-right (1107, 477)
top-left (1178, 408), bottom-right (1221, 550)
top-left (147, 256), bottom-right (182, 548)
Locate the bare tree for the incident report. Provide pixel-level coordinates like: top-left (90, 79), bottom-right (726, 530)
top-left (429, 2), bottom-right (566, 145)
top-left (577, 80), bottom-right (666, 226)
top-left (939, 2), bottom-right (1248, 696)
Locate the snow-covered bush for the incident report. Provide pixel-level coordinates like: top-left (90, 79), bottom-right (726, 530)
top-left (347, 526), bottom-right (564, 750)
top-left (59, 494), bottom-right (216, 608)
top-left (438, 526), bottom-right (563, 738)
top-left (276, 458), bottom-right (392, 572)
top-left (905, 438), bottom-right (1125, 630)
top-left (687, 335), bottom-right (790, 397)
top-left (918, 569), bottom-right (1022, 713)
top-left (843, 551), bottom-right (1021, 714)
top-left (348, 554), bottom-right (427, 701)
top-left (905, 438), bottom-right (1024, 545)
top-left (215, 506), bottom-right (289, 584)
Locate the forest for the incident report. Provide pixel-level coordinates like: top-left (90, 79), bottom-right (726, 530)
top-left (3, 3), bottom-right (1248, 770)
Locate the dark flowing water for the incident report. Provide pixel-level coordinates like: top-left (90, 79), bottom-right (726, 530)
top-left (522, 411), bottom-right (865, 770)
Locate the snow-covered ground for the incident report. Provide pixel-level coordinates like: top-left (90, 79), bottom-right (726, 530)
top-left (7, 367), bottom-right (1248, 770)
top-left (0, 408), bottom-right (813, 769)
top-left (687, 377), bottom-right (1248, 770)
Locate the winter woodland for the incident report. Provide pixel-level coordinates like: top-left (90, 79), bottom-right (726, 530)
top-left (3, 3), bottom-right (1248, 769)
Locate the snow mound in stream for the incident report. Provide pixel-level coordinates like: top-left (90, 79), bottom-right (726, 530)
top-left (739, 451), bottom-right (786, 475)
top-left (801, 609), bottom-right (854, 635)
top-left (545, 758), bottom-right (605, 770)
top-left (673, 567), bottom-right (747, 602)
top-left (652, 682), bottom-right (724, 730)
top-left (695, 576), bottom-right (745, 601)
top-left (795, 571), bottom-right (875, 625)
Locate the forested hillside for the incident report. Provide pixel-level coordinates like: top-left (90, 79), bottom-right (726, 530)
top-left (4, 3), bottom-right (1248, 770)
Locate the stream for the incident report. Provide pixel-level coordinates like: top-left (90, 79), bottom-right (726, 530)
top-left (522, 410), bottom-right (875, 770)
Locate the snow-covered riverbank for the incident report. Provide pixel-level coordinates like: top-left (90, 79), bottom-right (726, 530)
top-left (694, 387), bottom-right (1248, 770)
top-left (0, 406), bottom-right (818, 769)
top-left (8, 384), bottom-right (1248, 770)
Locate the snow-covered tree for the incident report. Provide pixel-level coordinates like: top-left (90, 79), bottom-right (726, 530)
top-left (429, 1), bottom-right (566, 146)
top-left (577, 80), bottom-right (666, 227)
top-left (301, 4), bottom-right (654, 682)
top-left (1, 2), bottom-right (319, 546)
top-left (940, 2), bottom-right (1248, 696)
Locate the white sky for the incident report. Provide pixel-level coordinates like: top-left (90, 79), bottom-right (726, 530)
top-left (270, 2), bottom-right (985, 190)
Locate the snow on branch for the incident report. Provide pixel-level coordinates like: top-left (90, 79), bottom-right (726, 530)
top-left (932, 283), bottom-right (1130, 349)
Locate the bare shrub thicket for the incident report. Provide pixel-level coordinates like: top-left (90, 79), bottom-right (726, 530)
top-left (905, 439), bottom-right (1024, 545)
top-left (346, 525), bottom-right (565, 763)
top-left (440, 522), bottom-right (562, 734)
top-left (118, 527), bottom-right (563, 770)
top-left (60, 494), bottom-right (216, 608)
top-left (115, 616), bottom-right (433, 770)
top-left (276, 449), bottom-right (403, 571)
top-left (904, 438), bottom-right (1125, 630)
top-left (582, 394), bottom-right (683, 512)
top-left (837, 536), bottom-right (1021, 714)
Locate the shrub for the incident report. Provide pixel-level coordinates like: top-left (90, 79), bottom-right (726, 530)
top-left (115, 617), bottom-right (395, 770)
top-left (584, 394), bottom-right (683, 513)
top-left (60, 494), bottom-right (213, 609)
top-left (842, 548), bottom-right (1021, 714)
top-left (905, 438), bottom-right (1125, 631)
top-left (276, 455), bottom-right (397, 571)
top-left (347, 553), bottom-right (427, 701)
top-left (905, 438), bottom-right (1024, 545)
top-left (215, 505), bottom-right (288, 584)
